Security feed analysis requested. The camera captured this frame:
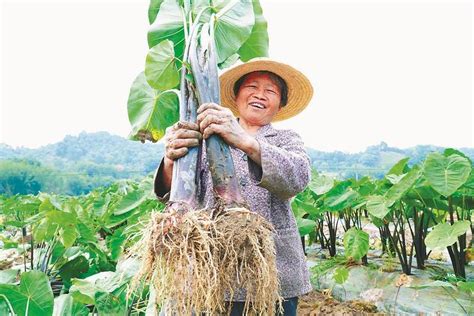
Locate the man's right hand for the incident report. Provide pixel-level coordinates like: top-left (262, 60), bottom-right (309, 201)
top-left (158, 121), bottom-right (202, 193)
top-left (164, 121), bottom-right (202, 166)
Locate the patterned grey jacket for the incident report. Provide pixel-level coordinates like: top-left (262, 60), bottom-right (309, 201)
top-left (153, 123), bottom-right (312, 301)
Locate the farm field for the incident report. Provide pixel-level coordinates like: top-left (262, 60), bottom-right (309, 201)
top-left (0, 149), bottom-right (472, 315)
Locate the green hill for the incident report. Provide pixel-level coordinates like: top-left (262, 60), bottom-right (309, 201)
top-left (1, 133), bottom-right (472, 195)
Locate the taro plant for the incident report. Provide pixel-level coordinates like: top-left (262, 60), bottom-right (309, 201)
top-left (366, 163), bottom-right (423, 274)
top-left (0, 176), bottom-right (161, 314)
top-left (126, 0), bottom-right (283, 314)
top-left (422, 150), bottom-right (472, 278)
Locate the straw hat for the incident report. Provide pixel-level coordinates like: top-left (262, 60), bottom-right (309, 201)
top-left (219, 58), bottom-right (314, 122)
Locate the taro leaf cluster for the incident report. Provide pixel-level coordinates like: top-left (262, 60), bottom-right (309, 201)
top-left (127, 0), bottom-right (269, 143)
top-left (0, 177), bottom-right (162, 314)
top-left (291, 148), bottom-right (473, 278)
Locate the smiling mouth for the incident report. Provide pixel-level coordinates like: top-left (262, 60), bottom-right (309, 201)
top-left (249, 102), bottom-right (266, 109)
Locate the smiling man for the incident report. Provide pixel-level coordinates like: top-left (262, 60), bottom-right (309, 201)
top-left (154, 58), bottom-right (314, 315)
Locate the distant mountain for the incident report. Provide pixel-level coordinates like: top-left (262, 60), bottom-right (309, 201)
top-left (308, 141), bottom-right (474, 179)
top-left (1, 133), bottom-right (473, 195)
top-left (0, 131), bottom-right (165, 177)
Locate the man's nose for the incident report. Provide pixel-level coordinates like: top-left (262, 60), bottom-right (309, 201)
top-left (252, 88), bottom-right (266, 100)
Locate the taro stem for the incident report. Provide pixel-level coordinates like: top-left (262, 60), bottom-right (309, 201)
top-left (169, 27), bottom-right (202, 210)
top-left (189, 20), bottom-right (245, 208)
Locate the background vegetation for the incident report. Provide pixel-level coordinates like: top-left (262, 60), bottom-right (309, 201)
top-left (1, 132), bottom-right (473, 196)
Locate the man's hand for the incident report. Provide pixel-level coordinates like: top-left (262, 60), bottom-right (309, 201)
top-left (197, 103), bottom-right (262, 165)
top-left (164, 121), bottom-right (202, 164)
top-left (197, 103), bottom-right (250, 148)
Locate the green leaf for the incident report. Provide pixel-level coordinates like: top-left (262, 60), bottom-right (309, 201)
top-left (53, 294), bottom-right (89, 316)
top-left (0, 269), bottom-right (18, 284)
top-left (444, 148), bottom-right (472, 165)
top-left (343, 227), bottom-right (369, 261)
top-left (309, 173), bottom-right (334, 195)
top-left (457, 281), bottom-right (474, 295)
top-left (333, 267), bottom-right (349, 285)
top-left (425, 221), bottom-right (470, 251)
top-left (386, 157), bottom-right (410, 176)
top-left (237, 0), bottom-right (268, 62)
top-left (60, 224), bottom-right (77, 248)
top-left (213, 0), bottom-right (254, 63)
top-left (324, 188), bottom-right (359, 211)
top-left (95, 291), bottom-right (126, 316)
top-left (106, 229), bottom-right (126, 261)
top-left (145, 40), bottom-right (180, 90)
top-left (148, 0), bottom-right (185, 60)
top-left (218, 53), bottom-right (240, 69)
top-left (33, 217), bottom-right (52, 242)
top-left (0, 271), bottom-right (54, 316)
top-left (69, 279), bottom-right (95, 305)
top-left (422, 153), bottom-right (471, 197)
top-left (148, 0), bottom-right (165, 24)
top-left (113, 189), bottom-right (148, 216)
top-left (385, 166), bottom-right (421, 206)
top-left (59, 256), bottom-right (89, 282)
top-left (127, 72), bottom-right (179, 142)
top-left (295, 217), bottom-right (316, 236)
top-left (76, 222), bottom-right (96, 243)
top-left (366, 195), bottom-right (390, 219)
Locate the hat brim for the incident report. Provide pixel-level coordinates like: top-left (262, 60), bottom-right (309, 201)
top-left (219, 58), bottom-right (314, 122)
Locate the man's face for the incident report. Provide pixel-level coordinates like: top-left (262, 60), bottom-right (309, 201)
top-left (235, 72), bottom-right (282, 126)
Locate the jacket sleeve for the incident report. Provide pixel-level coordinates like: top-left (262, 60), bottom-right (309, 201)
top-left (247, 129), bottom-right (311, 200)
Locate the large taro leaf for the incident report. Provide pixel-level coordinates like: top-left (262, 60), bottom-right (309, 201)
top-left (309, 172), bottom-right (334, 196)
top-left (366, 195), bottom-right (390, 219)
top-left (386, 157), bottom-right (410, 177)
top-left (145, 40), bottom-right (180, 90)
top-left (353, 177), bottom-right (375, 196)
top-left (444, 148), bottom-right (472, 165)
top-left (333, 267), bottom-right (349, 285)
top-left (58, 256), bottom-right (89, 283)
top-left (53, 294), bottom-right (89, 316)
top-left (237, 0), bottom-right (268, 61)
top-left (422, 153), bottom-right (471, 197)
top-left (112, 188), bottom-right (149, 216)
top-left (148, 0), bottom-right (185, 61)
top-left (213, 0), bottom-right (254, 63)
top-left (385, 165), bottom-right (421, 206)
top-left (343, 227), bottom-right (369, 261)
top-left (295, 217), bottom-right (317, 236)
top-left (291, 192), bottom-right (314, 218)
top-left (33, 210), bottom-right (78, 248)
top-left (324, 187), bottom-right (359, 211)
top-left (127, 72), bottom-right (179, 142)
top-left (0, 271), bottom-right (54, 316)
top-left (425, 220), bottom-right (470, 251)
top-left (148, 0), bottom-right (165, 24)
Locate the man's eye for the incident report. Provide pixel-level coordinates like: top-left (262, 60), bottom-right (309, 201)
top-left (266, 89), bottom-right (276, 94)
top-left (246, 85), bottom-right (257, 88)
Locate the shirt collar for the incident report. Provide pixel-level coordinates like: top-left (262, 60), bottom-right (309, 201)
top-left (256, 123), bottom-right (278, 137)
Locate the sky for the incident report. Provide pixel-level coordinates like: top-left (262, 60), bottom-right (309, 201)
top-left (1, 0), bottom-right (472, 153)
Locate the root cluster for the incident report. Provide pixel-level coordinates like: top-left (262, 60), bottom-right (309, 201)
top-left (133, 207), bottom-right (282, 315)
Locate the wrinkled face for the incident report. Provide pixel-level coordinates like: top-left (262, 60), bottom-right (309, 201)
top-left (235, 72), bottom-right (282, 126)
